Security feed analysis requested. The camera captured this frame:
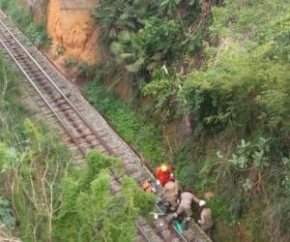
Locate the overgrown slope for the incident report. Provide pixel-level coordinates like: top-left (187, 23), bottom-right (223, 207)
top-left (0, 48), bottom-right (154, 241)
top-left (2, 0), bottom-right (290, 241)
top-left (87, 0), bottom-right (290, 241)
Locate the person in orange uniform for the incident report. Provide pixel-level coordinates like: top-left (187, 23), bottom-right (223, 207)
top-left (155, 164), bottom-right (173, 186)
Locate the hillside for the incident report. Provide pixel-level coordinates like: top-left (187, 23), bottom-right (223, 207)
top-left (84, 1), bottom-right (290, 241)
top-left (1, 0), bottom-right (290, 241)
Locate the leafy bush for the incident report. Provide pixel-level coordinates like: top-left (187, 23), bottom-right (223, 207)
top-left (110, 31), bottom-right (146, 73)
top-left (84, 80), bottom-right (168, 165)
top-left (182, 45), bottom-right (290, 135)
top-left (76, 62), bottom-right (96, 81)
top-left (141, 68), bottom-right (187, 122)
top-left (94, 0), bottom-right (206, 86)
top-left (138, 17), bottom-right (181, 60)
top-left (0, 54), bottom-right (71, 240)
top-left (54, 152), bottom-right (155, 242)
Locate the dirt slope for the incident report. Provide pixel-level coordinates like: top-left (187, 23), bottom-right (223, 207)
top-left (47, 0), bottom-right (100, 67)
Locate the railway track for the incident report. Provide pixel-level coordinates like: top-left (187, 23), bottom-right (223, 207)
top-left (0, 9), bottom-right (212, 242)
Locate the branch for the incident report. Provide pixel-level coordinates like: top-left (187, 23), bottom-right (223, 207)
top-left (0, 238), bottom-right (21, 242)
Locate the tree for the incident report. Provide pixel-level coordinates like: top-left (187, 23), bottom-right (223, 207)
top-left (54, 151), bottom-right (155, 242)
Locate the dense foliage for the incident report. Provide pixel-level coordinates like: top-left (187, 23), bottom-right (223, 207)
top-left (92, 0), bottom-right (290, 241)
top-left (54, 151), bottom-right (155, 242)
top-left (92, 0), bottom-right (208, 121)
top-left (0, 53), bottom-right (155, 241)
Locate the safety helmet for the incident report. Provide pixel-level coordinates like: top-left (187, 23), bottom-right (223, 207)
top-left (184, 187), bottom-right (193, 193)
top-left (199, 200), bottom-right (206, 207)
top-left (161, 164), bottom-right (168, 172)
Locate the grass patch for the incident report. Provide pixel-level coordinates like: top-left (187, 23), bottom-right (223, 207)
top-left (84, 81), bottom-right (168, 166)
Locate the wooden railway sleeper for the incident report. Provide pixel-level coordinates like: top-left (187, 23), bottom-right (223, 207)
top-left (87, 139), bottom-right (101, 146)
top-left (50, 96), bottom-right (66, 105)
top-left (76, 133), bottom-right (97, 142)
top-left (69, 123), bottom-right (88, 133)
top-left (63, 114), bottom-right (81, 124)
top-left (30, 72), bottom-right (46, 80)
top-left (57, 105), bottom-right (73, 113)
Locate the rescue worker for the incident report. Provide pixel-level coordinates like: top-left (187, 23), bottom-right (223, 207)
top-left (198, 202), bottom-right (213, 236)
top-left (162, 176), bottom-right (180, 211)
top-left (155, 164), bottom-right (172, 187)
top-left (168, 187), bottom-right (206, 229)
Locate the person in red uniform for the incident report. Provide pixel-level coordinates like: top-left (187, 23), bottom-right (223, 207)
top-left (155, 164), bottom-right (173, 186)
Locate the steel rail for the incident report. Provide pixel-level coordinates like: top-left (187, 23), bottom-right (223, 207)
top-left (0, 38), bottom-right (86, 157)
top-left (0, 9), bottom-right (211, 242)
top-left (135, 221), bottom-right (153, 242)
top-left (0, 14), bottom-right (157, 242)
top-left (0, 16), bottom-right (113, 155)
top-left (0, 39), bottom-right (152, 242)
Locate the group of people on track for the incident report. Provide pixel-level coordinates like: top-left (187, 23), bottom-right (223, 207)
top-left (154, 164), bottom-right (213, 236)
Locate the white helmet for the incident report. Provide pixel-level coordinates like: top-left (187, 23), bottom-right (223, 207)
top-left (199, 200), bottom-right (206, 207)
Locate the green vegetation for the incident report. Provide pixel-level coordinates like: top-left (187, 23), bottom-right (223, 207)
top-left (0, 52), bottom-right (71, 241)
top-left (92, 0), bottom-right (205, 84)
top-left (85, 80), bottom-right (168, 165)
top-left (54, 150), bottom-right (155, 242)
top-left (0, 52), bottom-right (155, 241)
top-left (0, 0), bottom-right (50, 48)
top-left (88, 0), bottom-right (290, 241)
top-left (2, 0), bottom-right (290, 240)
top-left (185, 1), bottom-right (290, 241)
top-left (85, 0), bottom-right (209, 167)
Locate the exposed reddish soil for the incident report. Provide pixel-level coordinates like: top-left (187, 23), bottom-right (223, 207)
top-left (46, 0), bottom-right (100, 70)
